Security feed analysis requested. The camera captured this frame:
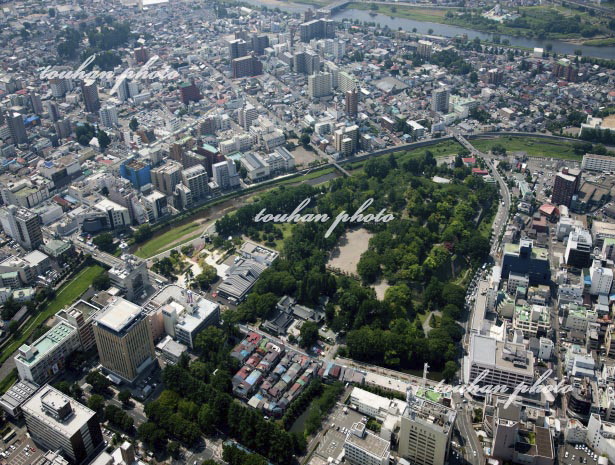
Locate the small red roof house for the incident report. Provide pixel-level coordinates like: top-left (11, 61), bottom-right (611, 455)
top-left (472, 168), bottom-right (489, 176)
top-left (462, 157), bottom-right (476, 166)
top-left (539, 204), bottom-right (559, 221)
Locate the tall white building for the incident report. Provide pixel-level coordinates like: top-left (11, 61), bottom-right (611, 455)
top-left (22, 385), bottom-right (103, 464)
top-left (432, 88), bottom-right (450, 113)
top-left (343, 421), bottom-right (390, 465)
top-left (182, 165), bottom-right (209, 201)
top-left (99, 105), bottom-right (118, 128)
top-left (398, 394), bottom-right (456, 465)
top-left (238, 103), bottom-right (258, 130)
top-left (589, 259), bottom-right (613, 296)
top-left (212, 159), bottom-right (241, 190)
top-left (587, 414), bottom-right (615, 464)
top-left (308, 72), bottom-right (333, 99)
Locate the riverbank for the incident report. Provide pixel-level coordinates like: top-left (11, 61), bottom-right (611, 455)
top-left (345, 3), bottom-right (614, 44)
top-left (332, 7), bottom-right (615, 58)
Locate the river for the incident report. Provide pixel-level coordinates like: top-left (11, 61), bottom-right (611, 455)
top-left (333, 9), bottom-right (615, 59)
top-left (240, 0), bottom-right (615, 58)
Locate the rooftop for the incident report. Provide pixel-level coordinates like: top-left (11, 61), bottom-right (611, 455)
top-left (345, 424), bottom-right (390, 459)
top-left (16, 322), bottom-right (76, 366)
top-left (94, 297), bottom-right (142, 333)
top-left (22, 385), bottom-right (96, 437)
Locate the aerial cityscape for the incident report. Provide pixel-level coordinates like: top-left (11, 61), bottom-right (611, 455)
top-left (0, 0), bottom-right (614, 464)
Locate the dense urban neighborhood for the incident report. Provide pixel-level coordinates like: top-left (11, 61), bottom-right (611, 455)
top-left (0, 0), bottom-right (615, 464)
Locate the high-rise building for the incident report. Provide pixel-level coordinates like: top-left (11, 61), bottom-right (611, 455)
top-left (0, 205), bottom-right (43, 250)
top-left (431, 88), bottom-right (450, 113)
top-left (334, 125), bottom-right (359, 156)
top-left (238, 103), bottom-right (259, 130)
top-left (501, 239), bottom-right (550, 285)
top-left (179, 82), bottom-right (202, 105)
top-left (251, 35), bottom-right (270, 56)
top-left (417, 40), bottom-right (433, 58)
top-left (565, 227), bottom-right (592, 268)
top-left (552, 167), bottom-right (580, 207)
top-left (182, 165), bottom-right (209, 201)
top-left (55, 300), bottom-right (101, 352)
top-left (232, 56), bottom-right (263, 79)
top-left (22, 385), bottom-right (103, 465)
top-left (134, 46), bottom-right (149, 63)
top-left (81, 80), bottom-right (100, 113)
top-left (588, 259), bottom-right (613, 296)
top-left (119, 157), bottom-right (151, 189)
top-left (338, 71), bottom-right (357, 92)
top-left (398, 394), bottom-right (456, 465)
top-left (553, 58), bottom-right (578, 82)
top-left (293, 50), bottom-right (320, 75)
top-left (487, 68), bottom-right (504, 85)
top-left (99, 105), bottom-right (118, 128)
top-left (345, 88), bottom-right (358, 117)
top-left (29, 93), bottom-right (44, 115)
top-left (299, 18), bottom-right (335, 42)
top-left (228, 39), bottom-right (248, 60)
top-left (151, 160), bottom-right (183, 196)
top-left (212, 159), bottom-right (241, 190)
top-left (54, 118), bottom-right (72, 139)
top-left (15, 322), bottom-right (80, 385)
top-left (307, 72), bottom-right (333, 99)
top-left (6, 112), bottom-right (27, 145)
top-left (45, 101), bottom-right (60, 122)
top-left (50, 79), bottom-right (68, 98)
top-left (93, 297), bottom-right (156, 383)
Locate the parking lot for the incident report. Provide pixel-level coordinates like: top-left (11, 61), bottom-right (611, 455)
top-left (2, 438), bottom-right (42, 465)
top-left (307, 402), bottom-right (366, 465)
top-left (560, 442), bottom-right (600, 464)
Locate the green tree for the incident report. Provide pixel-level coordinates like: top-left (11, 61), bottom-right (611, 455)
top-left (299, 321), bottom-right (319, 348)
top-left (92, 232), bottom-right (115, 253)
top-left (134, 224), bottom-right (153, 243)
top-left (93, 272), bottom-right (111, 291)
top-left (97, 130), bottom-right (111, 151)
top-left (129, 117), bottom-right (139, 131)
top-left (118, 390), bottom-right (131, 406)
top-left (87, 394), bottom-right (106, 417)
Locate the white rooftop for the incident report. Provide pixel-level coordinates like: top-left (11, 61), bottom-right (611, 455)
top-left (22, 385), bottom-right (96, 437)
top-left (95, 297), bottom-right (142, 333)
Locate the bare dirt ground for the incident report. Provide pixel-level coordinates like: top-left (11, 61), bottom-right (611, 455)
top-left (289, 142), bottom-right (322, 167)
top-left (372, 279), bottom-right (390, 301)
top-left (327, 228), bottom-right (372, 275)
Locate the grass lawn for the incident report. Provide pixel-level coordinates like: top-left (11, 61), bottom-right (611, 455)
top-left (134, 223), bottom-right (202, 258)
top-left (347, 140), bottom-right (463, 174)
top-left (470, 136), bottom-right (581, 160)
top-left (0, 264), bottom-right (104, 364)
top-left (349, 3), bottom-right (454, 22)
top-left (278, 166), bottom-right (336, 186)
top-left (583, 37), bottom-right (615, 46)
top-left (272, 223), bottom-right (294, 251)
top-left (0, 369), bottom-right (17, 394)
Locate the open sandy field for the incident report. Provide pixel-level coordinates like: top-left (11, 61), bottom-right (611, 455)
top-left (327, 228), bottom-right (372, 275)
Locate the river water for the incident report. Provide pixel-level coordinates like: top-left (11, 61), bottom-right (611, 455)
top-left (333, 9), bottom-right (615, 59)
top-left (241, 0), bottom-right (615, 58)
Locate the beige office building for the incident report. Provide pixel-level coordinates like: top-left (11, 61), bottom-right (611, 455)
top-left (93, 297), bottom-right (155, 383)
top-left (398, 394), bottom-right (456, 465)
